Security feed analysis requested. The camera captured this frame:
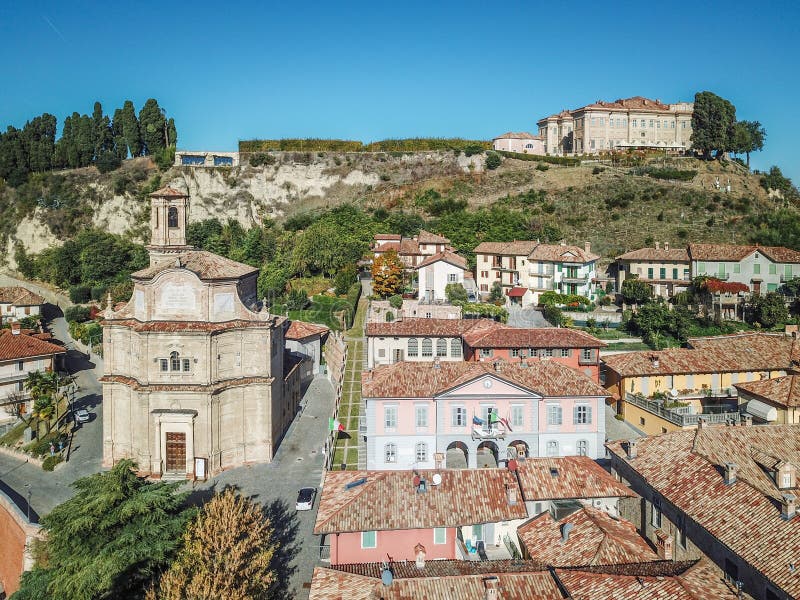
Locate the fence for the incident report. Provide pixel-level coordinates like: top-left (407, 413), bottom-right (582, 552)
top-left (625, 393), bottom-right (740, 427)
top-left (322, 333), bottom-right (348, 470)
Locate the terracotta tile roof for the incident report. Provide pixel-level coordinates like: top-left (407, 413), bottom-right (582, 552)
top-left (362, 360), bottom-right (610, 399)
top-left (310, 566), bottom-right (562, 600)
top-left (365, 318), bottom-right (499, 338)
top-left (578, 96), bottom-right (673, 113)
top-left (616, 247), bottom-right (690, 262)
top-left (515, 457), bottom-right (635, 502)
top-left (0, 329), bottom-right (65, 362)
top-left (493, 131), bottom-right (538, 140)
top-left (415, 250), bottom-right (467, 269)
top-left (149, 185), bottom-right (188, 198)
top-left (507, 286), bottom-right (528, 298)
top-left (417, 230), bottom-right (450, 245)
top-left (688, 243), bottom-right (800, 263)
top-left (286, 320), bottom-right (329, 340)
top-left (374, 234), bottom-right (402, 241)
top-left (556, 559), bottom-right (738, 600)
top-left (99, 375), bottom-right (274, 393)
top-left (132, 250), bottom-right (259, 280)
top-left (473, 240), bottom-right (539, 256)
top-left (103, 319), bottom-right (275, 333)
top-left (517, 506), bottom-right (659, 567)
top-left (607, 425), bottom-right (800, 597)
top-left (462, 325), bottom-right (606, 349)
top-left (734, 375), bottom-right (800, 408)
top-left (528, 243), bottom-right (599, 263)
top-left (332, 559), bottom-right (548, 578)
top-left (313, 469), bottom-right (527, 534)
top-left (398, 238), bottom-right (421, 255)
top-left (601, 332), bottom-right (799, 377)
top-left (0, 286), bottom-right (45, 306)
top-left (373, 241), bottom-right (400, 253)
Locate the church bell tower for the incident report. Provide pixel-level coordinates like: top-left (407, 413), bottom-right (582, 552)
top-left (146, 186), bottom-right (194, 265)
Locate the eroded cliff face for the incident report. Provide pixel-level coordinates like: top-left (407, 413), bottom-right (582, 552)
top-left (2, 151), bottom-right (482, 268)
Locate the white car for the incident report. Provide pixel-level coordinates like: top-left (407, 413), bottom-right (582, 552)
top-left (295, 487), bottom-right (316, 511)
top-left (74, 409), bottom-right (91, 423)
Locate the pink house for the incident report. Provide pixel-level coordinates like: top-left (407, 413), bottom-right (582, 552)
top-left (492, 132), bottom-right (545, 155)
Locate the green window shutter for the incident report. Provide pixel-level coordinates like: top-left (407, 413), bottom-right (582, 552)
top-left (769, 263), bottom-right (777, 275)
top-left (754, 263), bottom-right (761, 274)
top-left (660, 268), bottom-right (666, 279)
top-left (647, 268), bottom-right (654, 279)
top-left (673, 268), bottom-right (678, 279)
top-left (557, 264), bottom-right (562, 273)
top-left (698, 262), bottom-right (705, 273)
top-left (718, 263), bottom-right (726, 276)
top-left (734, 263), bottom-right (740, 274)
top-left (786, 265), bottom-right (793, 277)
top-left (768, 283), bottom-right (778, 292)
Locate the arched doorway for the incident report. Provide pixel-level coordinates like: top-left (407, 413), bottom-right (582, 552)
top-left (477, 441), bottom-right (499, 468)
top-left (446, 441), bottom-right (469, 469)
top-left (507, 440), bottom-right (529, 461)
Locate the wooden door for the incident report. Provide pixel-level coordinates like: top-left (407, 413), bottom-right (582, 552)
top-left (165, 432), bottom-right (186, 472)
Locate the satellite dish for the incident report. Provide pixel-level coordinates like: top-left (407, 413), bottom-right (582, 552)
top-left (670, 389), bottom-right (679, 399)
top-left (431, 473), bottom-right (442, 486)
top-left (381, 569), bottom-right (394, 586)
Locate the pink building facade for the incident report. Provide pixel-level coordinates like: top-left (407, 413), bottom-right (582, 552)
top-left (330, 527), bottom-right (457, 564)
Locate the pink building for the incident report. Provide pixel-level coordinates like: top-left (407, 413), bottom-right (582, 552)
top-left (492, 132), bottom-right (545, 155)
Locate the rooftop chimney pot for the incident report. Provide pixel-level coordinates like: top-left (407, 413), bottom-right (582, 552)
top-left (740, 414), bottom-right (753, 427)
top-left (724, 462), bottom-right (738, 485)
top-left (10, 322), bottom-right (21, 335)
top-left (664, 242), bottom-right (670, 251)
top-left (781, 494), bottom-right (796, 521)
top-left (483, 576), bottom-right (500, 600)
top-left (655, 241), bottom-right (660, 250)
top-left (626, 438), bottom-right (638, 459)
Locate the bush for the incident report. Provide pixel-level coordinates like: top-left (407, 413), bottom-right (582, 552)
top-left (385, 311), bottom-right (394, 322)
top-left (542, 304), bottom-right (564, 326)
top-left (485, 152), bottom-right (502, 170)
top-left (388, 294), bottom-right (403, 309)
top-left (248, 152), bottom-right (276, 167)
top-left (95, 150), bottom-right (122, 174)
top-left (65, 305), bottom-right (91, 323)
top-left (496, 150), bottom-right (581, 166)
top-left (464, 144), bottom-right (485, 157)
top-left (90, 286), bottom-right (107, 302)
top-left (69, 286), bottom-right (91, 304)
top-left (536, 163), bottom-right (549, 171)
top-left (645, 167), bottom-right (697, 181)
top-left (592, 166), bottom-right (605, 175)
top-left (42, 454), bottom-right (63, 471)
top-left (286, 289), bottom-right (309, 310)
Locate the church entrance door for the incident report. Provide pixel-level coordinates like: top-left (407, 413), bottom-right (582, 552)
top-left (165, 432), bottom-right (186, 472)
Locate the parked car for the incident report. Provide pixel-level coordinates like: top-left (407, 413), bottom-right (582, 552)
top-left (74, 409), bottom-right (91, 423)
top-left (295, 487), bottom-right (316, 511)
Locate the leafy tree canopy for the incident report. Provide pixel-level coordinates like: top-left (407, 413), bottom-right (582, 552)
top-left (691, 91), bottom-right (737, 158)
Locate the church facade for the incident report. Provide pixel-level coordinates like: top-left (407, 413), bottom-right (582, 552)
top-left (101, 187), bottom-right (298, 478)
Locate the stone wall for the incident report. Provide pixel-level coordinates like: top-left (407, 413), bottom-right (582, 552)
top-left (0, 490), bottom-right (40, 597)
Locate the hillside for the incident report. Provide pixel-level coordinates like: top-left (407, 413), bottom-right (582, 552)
top-left (0, 150), bottom-right (789, 270)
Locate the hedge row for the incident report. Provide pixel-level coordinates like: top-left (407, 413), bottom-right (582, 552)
top-left (343, 282), bottom-right (362, 329)
top-left (497, 151), bottom-right (581, 166)
top-left (239, 138), bottom-right (491, 154)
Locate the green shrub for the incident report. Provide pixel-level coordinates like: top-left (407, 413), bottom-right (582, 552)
top-left (69, 286), bottom-right (91, 304)
top-left (536, 163), bottom-right (549, 171)
top-left (388, 294), bottom-right (403, 309)
top-left (542, 304), bottom-right (564, 326)
top-left (379, 174), bottom-right (391, 181)
top-left (65, 305), bottom-right (91, 323)
top-left (385, 311), bottom-right (394, 322)
top-left (645, 167), bottom-right (697, 181)
top-left (95, 150), bottom-right (122, 174)
top-left (286, 289), bottom-right (309, 310)
top-left (592, 166), bottom-right (605, 175)
top-left (42, 454), bottom-right (63, 471)
top-left (90, 286), bottom-right (107, 302)
top-left (485, 152), bottom-right (502, 170)
top-left (496, 150), bottom-right (580, 166)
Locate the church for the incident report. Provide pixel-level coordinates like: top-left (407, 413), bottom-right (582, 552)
top-left (100, 187), bottom-right (300, 478)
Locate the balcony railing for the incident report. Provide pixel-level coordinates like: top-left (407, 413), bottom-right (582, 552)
top-left (561, 275), bottom-right (590, 284)
top-left (0, 373), bottom-right (27, 385)
top-left (625, 393), bottom-right (740, 427)
top-left (528, 269), bottom-right (554, 278)
top-left (781, 273), bottom-right (798, 282)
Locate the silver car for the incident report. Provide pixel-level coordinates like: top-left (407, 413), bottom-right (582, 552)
top-left (75, 409), bottom-right (91, 423)
top-left (295, 487), bottom-right (316, 511)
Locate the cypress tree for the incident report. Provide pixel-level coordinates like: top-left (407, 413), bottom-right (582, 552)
top-left (138, 98), bottom-right (166, 156)
top-left (120, 100), bottom-right (142, 157)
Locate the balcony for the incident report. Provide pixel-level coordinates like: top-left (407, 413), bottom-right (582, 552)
top-left (781, 273), bottom-right (797, 282)
top-left (0, 373), bottom-right (26, 385)
top-left (528, 268), bottom-right (555, 278)
top-left (561, 274), bottom-right (590, 284)
top-left (625, 393), bottom-right (740, 428)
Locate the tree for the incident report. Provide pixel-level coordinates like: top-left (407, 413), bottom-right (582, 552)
top-left (445, 282), bottom-right (468, 304)
top-left (12, 460), bottom-right (193, 600)
top-left (691, 91), bottom-right (737, 159)
top-left (371, 249), bottom-right (404, 298)
top-left (485, 151), bottom-right (501, 170)
top-left (120, 100), bottom-right (142, 157)
top-left (139, 99), bottom-right (167, 156)
top-left (334, 263), bottom-right (357, 296)
top-left (91, 101), bottom-right (113, 160)
top-left (758, 167), bottom-right (799, 201)
top-left (146, 488), bottom-right (276, 600)
top-left (732, 120), bottom-right (766, 168)
top-left (257, 262), bottom-right (290, 304)
top-left (748, 291), bottom-right (788, 328)
top-left (621, 276), bottom-right (654, 304)
top-left (489, 281), bottom-right (504, 303)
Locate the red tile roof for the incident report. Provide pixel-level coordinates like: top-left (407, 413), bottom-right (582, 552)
top-left (507, 287), bottom-right (528, 298)
top-left (528, 243), bottom-right (599, 263)
top-left (555, 559), bottom-right (738, 600)
top-left (362, 360), bottom-right (610, 399)
top-left (616, 247), bottom-right (690, 262)
top-left (734, 375), bottom-right (800, 408)
top-left (149, 186), bottom-right (188, 198)
top-left (688, 243), bottom-right (800, 263)
top-left (132, 250), bottom-right (259, 281)
top-left (286, 320), bottom-right (329, 340)
top-left (0, 329), bottom-right (65, 362)
top-left (374, 234), bottom-right (402, 241)
top-left (602, 332), bottom-right (799, 377)
top-left (493, 131), bottom-right (539, 140)
top-left (607, 425), bottom-right (800, 597)
top-left (415, 250), bottom-right (467, 269)
top-left (577, 96), bottom-right (673, 113)
top-left (365, 318), bottom-right (499, 338)
top-left (314, 469), bottom-right (527, 534)
top-left (462, 325), bottom-right (605, 349)
top-left (399, 238), bottom-right (422, 255)
top-left (417, 230), bottom-right (450, 245)
top-left (517, 506), bottom-right (659, 567)
top-left (515, 457), bottom-right (635, 502)
top-left (0, 287), bottom-right (45, 306)
top-left (473, 240), bottom-right (539, 256)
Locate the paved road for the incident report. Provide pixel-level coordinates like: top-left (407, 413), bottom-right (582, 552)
top-left (197, 375), bottom-right (335, 600)
top-left (506, 306), bottom-right (551, 328)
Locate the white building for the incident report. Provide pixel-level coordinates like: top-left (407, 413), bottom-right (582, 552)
top-left (491, 132), bottom-right (545, 155)
top-left (0, 287), bottom-right (44, 324)
top-left (416, 250), bottom-right (474, 303)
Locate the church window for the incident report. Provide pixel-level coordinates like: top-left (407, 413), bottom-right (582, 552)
top-left (170, 351), bottom-right (181, 371)
top-left (168, 206), bottom-right (179, 228)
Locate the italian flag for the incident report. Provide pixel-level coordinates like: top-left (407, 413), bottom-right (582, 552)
top-left (329, 418), bottom-right (345, 432)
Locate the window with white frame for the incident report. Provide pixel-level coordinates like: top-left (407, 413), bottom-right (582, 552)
top-left (415, 442), bottom-right (428, 463)
top-left (574, 405), bottom-right (592, 425)
top-left (408, 338), bottom-right (418, 357)
top-left (433, 527), bottom-right (446, 544)
top-left (384, 443), bottom-right (397, 463)
top-left (561, 348), bottom-right (570, 357)
top-left (479, 348), bottom-right (493, 358)
top-left (384, 406), bottom-right (397, 430)
top-left (451, 339), bottom-right (461, 357)
top-left (447, 273), bottom-right (458, 283)
top-left (452, 406), bottom-right (467, 427)
top-left (482, 405), bottom-right (495, 423)
top-left (547, 405), bottom-right (562, 426)
top-left (544, 348), bottom-right (553, 357)
top-left (581, 348), bottom-right (593, 362)
top-left (415, 405), bottom-right (428, 428)
top-left (436, 339), bottom-right (447, 357)
top-left (577, 440), bottom-right (588, 456)
top-left (421, 338), bottom-right (433, 357)
top-left (361, 530), bottom-right (377, 548)
top-left (651, 498), bottom-right (662, 528)
top-left (511, 405), bottom-right (524, 428)
top-left (546, 440), bottom-right (558, 457)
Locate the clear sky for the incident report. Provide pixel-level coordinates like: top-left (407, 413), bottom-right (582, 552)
top-left (1, 0), bottom-right (798, 180)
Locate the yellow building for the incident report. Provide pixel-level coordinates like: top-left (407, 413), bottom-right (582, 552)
top-left (602, 333), bottom-right (798, 435)
top-left (734, 375), bottom-right (800, 424)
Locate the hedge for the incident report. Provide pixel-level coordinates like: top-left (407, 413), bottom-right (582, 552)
top-left (69, 286), bottom-right (91, 304)
top-left (42, 454), bottom-right (64, 471)
top-left (497, 150), bottom-right (581, 166)
top-left (65, 305), bottom-right (91, 323)
top-left (343, 282), bottom-right (362, 329)
top-left (239, 138), bottom-right (491, 154)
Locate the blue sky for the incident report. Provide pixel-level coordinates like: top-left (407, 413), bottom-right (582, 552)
top-left (1, 1), bottom-right (798, 181)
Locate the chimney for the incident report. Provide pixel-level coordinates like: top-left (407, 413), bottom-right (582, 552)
top-left (506, 484), bottom-right (518, 506)
top-left (698, 418), bottom-right (707, 429)
top-left (10, 322), bottom-right (21, 335)
top-left (414, 543), bottom-right (426, 570)
top-left (650, 354), bottom-right (659, 369)
top-left (781, 494), bottom-right (796, 521)
top-left (664, 241), bottom-right (670, 251)
top-left (740, 414), bottom-right (753, 427)
top-left (483, 576), bottom-right (500, 600)
top-left (364, 370), bottom-right (373, 383)
top-left (655, 529), bottom-right (673, 560)
top-left (655, 241), bottom-right (660, 250)
top-left (724, 462), bottom-right (737, 485)
top-left (433, 357), bottom-right (441, 369)
top-left (494, 361), bottom-right (502, 373)
top-left (560, 522), bottom-right (574, 543)
top-left (626, 438), bottom-right (638, 459)
top-left (584, 241), bottom-right (591, 254)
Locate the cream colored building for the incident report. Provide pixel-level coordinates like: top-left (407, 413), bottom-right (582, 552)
top-left (537, 97), bottom-right (693, 155)
top-left (101, 187), bottom-right (296, 479)
top-left (615, 242), bottom-right (691, 298)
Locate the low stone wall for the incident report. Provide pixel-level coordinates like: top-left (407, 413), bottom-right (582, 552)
top-left (0, 444), bottom-right (44, 468)
top-left (0, 489), bottom-right (41, 597)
